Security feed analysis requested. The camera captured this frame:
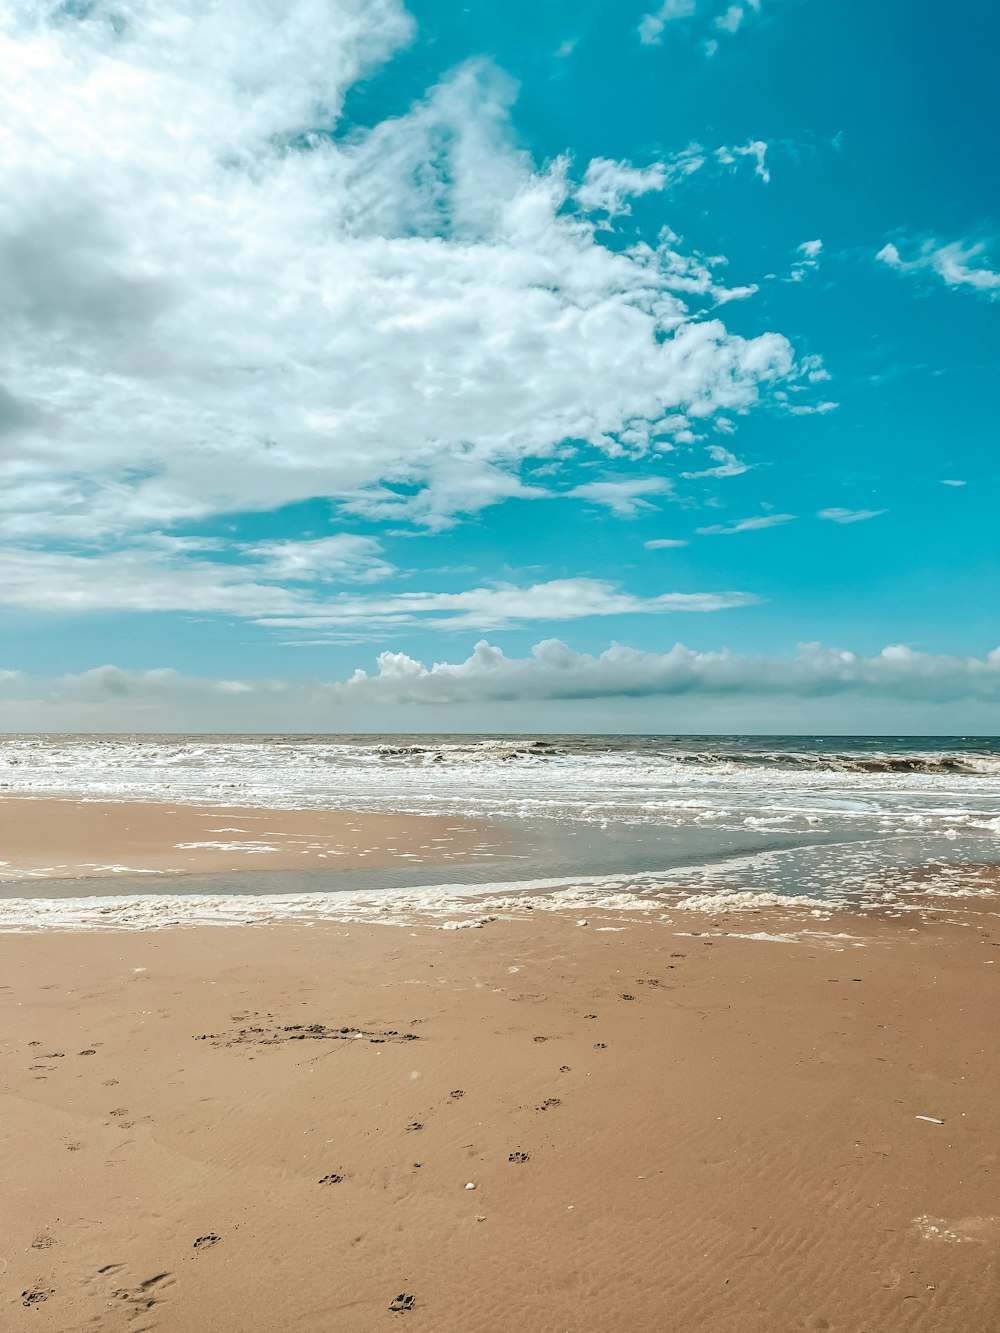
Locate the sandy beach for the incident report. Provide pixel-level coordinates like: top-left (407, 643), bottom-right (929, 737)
top-left (3, 886), bottom-right (999, 1331)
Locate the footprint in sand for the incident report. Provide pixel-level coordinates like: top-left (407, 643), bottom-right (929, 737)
top-left (450, 1089), bottom-right (465, 1099)
top-left (620, 994), bottom-right (635, 1001)
top-left (31, 1235), bottom-right (56, 1251)
top-left (389, 1293), bottom-right (416, 1313)
top-left (193, 1234), bottom-right (220, 1250)
top-left (111, 1272), bottom-right (175, 1315)
top-left (537, 1098), bottom-right (561, 1111)
top-left (318, 1173), bottom-right (344, 1185)
top-left (406, 1122), bottom-right (423, 1132)
top-left (594, 1042), bottom-right (607, 1050)
top-left (508, 1151), bottom-right (530, 1163)
top-left (78, 1049), bottom-right (96, 1056)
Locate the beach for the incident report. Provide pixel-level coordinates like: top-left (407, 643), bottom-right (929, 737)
top-left (3, 881), bottom-right (999, 1331)
top-left (2, 737), bottom-right (999, 1330)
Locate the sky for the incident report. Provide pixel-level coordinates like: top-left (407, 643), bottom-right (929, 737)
top-left (0, 0), bottom-right (998, 733)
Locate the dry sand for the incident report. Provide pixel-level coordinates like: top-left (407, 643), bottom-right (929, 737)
top-left (0, 798), bottom-right (492, 880)
top-left (2, 896), bottom-right (999, 1331)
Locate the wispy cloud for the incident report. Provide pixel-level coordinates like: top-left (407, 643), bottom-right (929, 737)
top-left (645, 538), bottom-right (689, 549)
top-left (638, 0), bottom-right (762, 50)
top-left (787, 238), bottom-right (823, 282)
top-left (877, 236), bottom-right (1000, 298)
top-left (566, 477), bottom-right (672, 517)
top-left (262, 579), bottom-right (759, 635)
top-left (696, 513), bottom-right (795, 535)
top-left (817, 507), bottom-right (886, 524)
top-left (0, 552), bottom-right (754, 632)
top-left (682, 446), bottom-right (750, 479)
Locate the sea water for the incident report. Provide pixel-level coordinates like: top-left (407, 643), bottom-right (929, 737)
top-left (1, 734), bottom-right (998, 915)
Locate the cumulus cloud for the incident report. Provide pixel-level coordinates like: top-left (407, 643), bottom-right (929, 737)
top-left (696, 513), bottom-right (795, 535)
top-left (0, 0), bottom-right (805, 561)
top-left (329, 639), bottom-right (1000, 705)
top-left (877, 236), bottom-right (1000, 297)
top-left (8, 639), bottom-right (998, 720)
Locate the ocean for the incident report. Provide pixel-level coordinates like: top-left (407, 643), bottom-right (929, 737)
top-left (2, 734), bottom-right (998, 918)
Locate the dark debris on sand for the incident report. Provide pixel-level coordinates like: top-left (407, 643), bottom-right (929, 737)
top-left (193, 1017), bottom-right (421, 1048)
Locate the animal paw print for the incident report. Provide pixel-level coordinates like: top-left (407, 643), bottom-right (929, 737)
top-left (450, 1089), bottom-right (465, 1099)
top-left (318, 1173), bottom-right (344, 1185)
top-left (594, 1042), bottom-right (607, 1050)
top-left (508, 1151), bottom-right (530, 1163)
top-left (389, 1293), bottom-right (416, 1313)
top-left (537, 1098), bottom-right (561, 1111)
top-left (193, 1234), bottom-right (220, 1249)
top-left (21, 1287), bottom-right (53, 1308)
top-left (406, 1122), bottom-right (423, 1132)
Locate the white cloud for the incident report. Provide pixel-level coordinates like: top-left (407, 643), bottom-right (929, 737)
top-left (575, 158), bottom-right (668, 218)
top-left (0, 552), bottom-right (752, 629)
top-left (638, 0), bottom-right (697, 45)
top-left (940, 479), bottom-right (966, 487)
top-left (877, 237), bottom-right (1000, 297)
top-left (645, 538), bottom-right (689, 549)
top-left (261, 578), bottom-right (759, 635)
top-left (323, 639), bottom-right (1000, 705)
top-left (0, 1), bottom-right (805, 555)
top-left (787, 238), bottom-right (823, 282)
top-left (682, 445), bottom-right (750, 478)
top-left (10, 638), bottom-right (995, 715)
top-left (4, 639), bottom-right (1000, 730)
top-left (715, 5), bottom-right (745, 33)
top-left (566, 477), bottom-right (672, 517)
top-left (696, 513), bottom-right (795, 535)
top-left (715, 140), bottom-right (770, 183)
top-left (244, 535), bottom-right (395, 582)
top-left (817, 507), bottom-right (886, 524)
top-left (639, 1), bottom-right (761, 49)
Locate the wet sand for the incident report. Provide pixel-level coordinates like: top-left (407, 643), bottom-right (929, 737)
top-left (0, 798), bottom-right (492, 880)
top-left (2, 896), bottom-right (999, 1331)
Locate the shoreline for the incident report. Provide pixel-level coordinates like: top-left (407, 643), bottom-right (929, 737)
top-left (3, 902), bottom-right (999, 1330)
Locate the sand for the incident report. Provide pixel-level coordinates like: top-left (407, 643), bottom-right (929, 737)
top-left (0, 798), bottom-right (493, 880)
top-left (2, 893), bottom-right (999, 1331)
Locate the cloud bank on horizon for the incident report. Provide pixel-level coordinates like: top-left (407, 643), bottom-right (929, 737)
top-left (0, 0), bottom-right (996, 730)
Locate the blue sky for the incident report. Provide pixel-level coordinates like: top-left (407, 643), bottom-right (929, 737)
top-left (0, 0), bottom-right (998, 730)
